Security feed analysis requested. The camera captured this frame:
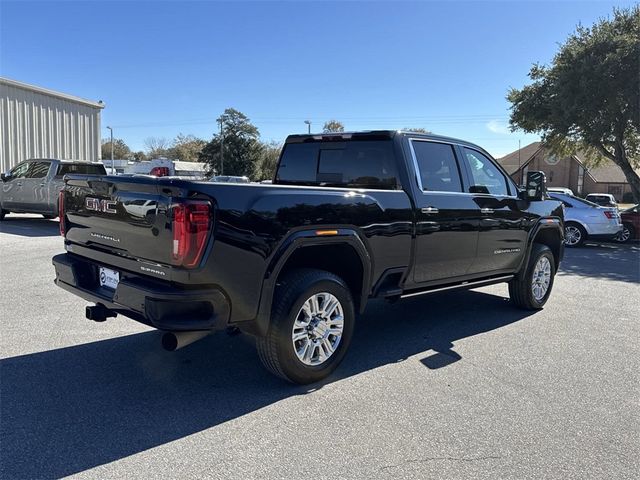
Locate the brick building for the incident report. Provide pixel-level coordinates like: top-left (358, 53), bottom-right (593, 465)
top-left (497, 142), bottom-right (638, 201)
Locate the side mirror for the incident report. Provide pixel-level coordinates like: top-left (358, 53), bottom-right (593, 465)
top-left (521, 171), bottom-right (546, 201)
top-left (0, 173), bottom-right (9, 182)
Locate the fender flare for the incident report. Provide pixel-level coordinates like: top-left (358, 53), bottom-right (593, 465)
top-left (250, 228), bottom-right (372, 337)
top-left (564, 218), bottom-right (591, 235)
top-left (516, 217), bottom-right (564, 278)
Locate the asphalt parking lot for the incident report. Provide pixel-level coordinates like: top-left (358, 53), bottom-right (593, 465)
top-left (1, 215), bottom-right (638, 480)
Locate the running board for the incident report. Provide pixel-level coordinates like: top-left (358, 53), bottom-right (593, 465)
top-left (399, 275), bottom-right (514, 299)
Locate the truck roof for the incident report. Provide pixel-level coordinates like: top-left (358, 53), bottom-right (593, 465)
top-left (284, 130), bottom-right (493, 157)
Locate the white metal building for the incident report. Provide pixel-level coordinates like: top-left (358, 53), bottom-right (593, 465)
top-left (0, 77), bottom-right (104, 173)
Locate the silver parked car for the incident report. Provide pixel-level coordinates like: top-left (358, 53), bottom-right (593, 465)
top-left (0, 159), bottom-right (106, 220)
top-left (548, 192), bottom-right (622, 247)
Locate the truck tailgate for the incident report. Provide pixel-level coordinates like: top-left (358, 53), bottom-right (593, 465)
top-left (62, 175), bottom-right (180, 266)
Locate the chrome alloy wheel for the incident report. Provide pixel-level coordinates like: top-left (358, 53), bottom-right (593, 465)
top-left (615, 226), bottom-right (631, 243)
top-left (565, 225), bottom-right (582, 246)
top-left (291, 292), bottom-right (344, 366)
top-left (531, 256), bottom-right (552, 301)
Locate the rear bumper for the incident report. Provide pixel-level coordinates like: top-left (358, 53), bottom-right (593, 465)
top-left (588, 233), bottom-right (620, 242)
top-left (52, 253), bottom-right (230, 331)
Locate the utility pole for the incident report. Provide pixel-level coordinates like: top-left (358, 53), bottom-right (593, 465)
top-left (518, 139), bottom-right (522, 184)
top-left (106, 126), bottom-right (114, 174)
top-left (218, 117), bottom-right (224, 176)
top-left (304, 120), bottom-right (311, 134)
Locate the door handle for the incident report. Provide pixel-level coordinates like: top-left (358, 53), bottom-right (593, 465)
top-left (40, 182), bottom-right (46, 186)
top-left (481, 208), bottom-right (494, 214)
top-left (16, 182), bottom-right (22, 187)
top-left (421, 206), bottom-right (439, 214)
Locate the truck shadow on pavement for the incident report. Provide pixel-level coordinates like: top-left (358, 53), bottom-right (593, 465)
top-left (558, 242), bottom-right (640, 283)
top-left (0, 216), bottom-right (60, 237)
top-left (0, 290), bottom-right (533, 478)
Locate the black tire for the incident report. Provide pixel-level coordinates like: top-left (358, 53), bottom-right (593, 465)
top-left (509, 244), bottom-right (556, 310)
top-left (614, 223), bottom-right (634, 244)
top-left (42, 214), bottom-right (57, 220)
top-left (564, 222), bottom-right (586, 247)
top-left (256, 268), bottom-right (355, 384)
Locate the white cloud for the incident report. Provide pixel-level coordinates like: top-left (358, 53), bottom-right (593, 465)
top-left (486, 119), bottom-right (510, 135)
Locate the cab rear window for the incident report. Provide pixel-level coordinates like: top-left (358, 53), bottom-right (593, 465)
top-left (275, 140), bottom-right (399, 189)
top-left (56, 163), bottom-right (106, 177)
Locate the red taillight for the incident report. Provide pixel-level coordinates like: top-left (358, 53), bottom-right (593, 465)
top-left (603, 210), bottom-right (614, 219)
top-left (150, 166), bottom-right (170, 177)
top-left (171, 202), bottom-right (211, 268)
top-left (58, 190), bottom-right (66, 236)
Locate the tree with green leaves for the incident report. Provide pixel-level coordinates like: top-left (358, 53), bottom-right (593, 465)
top-left (101, 138), bottom-right (132, 160)
top-left (323, 120), bottom-right (345, 133)
top-left (508, 7), bottom-right (640, 201)
top-left (253, 141), bottom-right (282, 181)
top-left (199, 108), bottom-right (262, 177)
top-left (169, 133), bottom-right (206, 162)
top-left (133, 151), bottom-right (147, 162)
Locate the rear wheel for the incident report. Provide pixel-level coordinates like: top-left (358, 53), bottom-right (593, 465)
top-left (256, 268), bottom-right (355, 384)
top-left (614, 224), bottom-right (634, 243)
top-left (564, 222), bottom-right (586, 247)
top-left (509, 244), bottom-right (556, 310)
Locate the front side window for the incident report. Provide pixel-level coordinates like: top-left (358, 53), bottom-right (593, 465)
top-left (27, 161), bottom-right (51, 179)
top-left (411, 141), bottom-right (462, 192)
top-left (9, 162), bottom-right (29, 179)
top-left (462, 148), bottom-right (509, 196)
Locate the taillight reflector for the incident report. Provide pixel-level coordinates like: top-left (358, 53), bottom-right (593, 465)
top-left (603, 211), bottom-right (614, 219)
top-left (150, 166), bottom-right (170, 177)
top-left (59, 190), bottom-right (66, 236)
top-left (171, 202), bottom-right (211, 268)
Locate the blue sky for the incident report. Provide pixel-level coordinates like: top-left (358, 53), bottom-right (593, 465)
top-left (0, 0), bottom-right (632, 157)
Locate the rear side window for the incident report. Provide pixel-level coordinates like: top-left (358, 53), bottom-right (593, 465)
top-left (26, 161), bottom-right (51, 178)
top-left (276, 140), bottom-right (399, 189)
top-left (411, 141), bottom-right (462, 192)
top-left (56, 163), bottom-right (107, 178)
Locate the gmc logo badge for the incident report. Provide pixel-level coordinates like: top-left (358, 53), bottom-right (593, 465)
top-left (85, 197), bottom-right (117, 214)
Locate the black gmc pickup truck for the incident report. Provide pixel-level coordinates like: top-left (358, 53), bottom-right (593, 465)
top-left (53, 131), bottom-right (564, 384)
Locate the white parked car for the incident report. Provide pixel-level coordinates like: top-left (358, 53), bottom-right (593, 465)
top-left (585, 193), bottom-right (618, 208)
top-left (548, 187), bottom-right (574, 195)
top-left (549, 193), bottom-right (622, 247)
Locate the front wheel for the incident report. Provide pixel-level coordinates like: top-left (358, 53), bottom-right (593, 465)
top-left (256, 269), bottom-right (355, 384)
top-left (509, 244), bottom-right (556, 310)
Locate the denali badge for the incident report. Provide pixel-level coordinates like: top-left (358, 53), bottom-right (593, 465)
top-left (494, 248), bottom-right (521, 255)
top-left (90, 232), bottom-right (120, 243)
top-left (86, 197), bottom-right (117, 214)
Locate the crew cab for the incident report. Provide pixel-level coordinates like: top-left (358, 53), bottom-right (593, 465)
top-left (0, 159), bottom-right (106, 220)
top-left (52, 131), bottom-right (564, 384)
